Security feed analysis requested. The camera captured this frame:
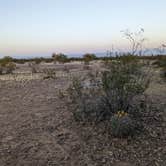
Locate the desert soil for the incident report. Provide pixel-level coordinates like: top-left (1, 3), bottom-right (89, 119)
top-left (0, 64), bottom-right (166, 166)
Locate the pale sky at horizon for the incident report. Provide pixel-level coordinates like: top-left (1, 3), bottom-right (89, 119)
top-left (0, 0), bottom-right (166, 58)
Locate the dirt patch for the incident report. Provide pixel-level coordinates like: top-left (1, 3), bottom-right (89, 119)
top-left (0, 64), bottom-right (166, 166)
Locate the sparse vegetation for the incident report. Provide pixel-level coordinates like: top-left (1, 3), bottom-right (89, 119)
top-left (152, 56), bottom-right (166, 79)
top-left (0, 56), bottom-right (16, 74)
top-left (43, 68), bottom-right (57, 79)
top-left (83, 53), bottom-right (96, 63)
top-left (0, 55), bottom-right (165, 165)
top-left (28, 61), bottom-right (39, 73)
top-left (52, 53), bottom-right (68, 63)
top-left (64, 57), bottom-right (151, 137)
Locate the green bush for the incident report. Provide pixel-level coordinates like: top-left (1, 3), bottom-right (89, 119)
top-left (64, 58), bottom-right (150, 137)
top-left (52, 53), bottom-right (68, 63)
top-left (0, 56), bottom-right (13, 67)
top-left (83, 53), bottom-right (96, 63)
top-left (0, 56), bottom-right (16, 74)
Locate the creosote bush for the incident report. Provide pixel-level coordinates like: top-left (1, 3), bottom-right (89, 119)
top-left (5, 62), bottom-right (16, 74)
top-left (64, 57), bottom-right (151, 137)
top-left (0, 56), bottom-right (16, 74)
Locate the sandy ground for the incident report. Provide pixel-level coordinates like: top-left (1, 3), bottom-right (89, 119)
top-left (0, 63), bottom-right (166, 166)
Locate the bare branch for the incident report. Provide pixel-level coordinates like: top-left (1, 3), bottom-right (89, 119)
top-left (121, 28), bottom-right (146, 55)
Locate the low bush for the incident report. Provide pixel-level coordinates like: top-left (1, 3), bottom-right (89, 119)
top-left (64, 58), bottom-right (151, 137)
top-left (0, 56), bottom-right (16, 74)
top-left (5, 62), bottom-right (16, 74)
top-left (152, 56), bottom-right (166, 68)
top-left (28, 62), bottom-right (38, 73)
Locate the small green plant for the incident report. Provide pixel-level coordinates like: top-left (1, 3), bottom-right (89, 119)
top-left (110, 111), bottom-right (136, 137)
top-left (0, 56), bottom-right (16, 74)
top-left (0, 56), bottom-right (13, 66)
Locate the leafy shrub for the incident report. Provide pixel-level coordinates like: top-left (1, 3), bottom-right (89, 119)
top-left (0, 56), bottom-right (16, 74)
top-left (0, 56), bottom-right (13, 67)
top-left (83, 53), bottom-right (96, 63)
top-left (69, 61), bottom-right (149, 117)
top-left (52, 53), bottom-right (68, 63)
top-left (64, 58), bottom-right (150, 137)
top-left (5, 62), bottom-right (16, 74)
top-left (110, 111), bottom-right (136, 137)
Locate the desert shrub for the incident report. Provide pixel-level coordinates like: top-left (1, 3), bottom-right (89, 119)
top-left (33, 58), bottom-right (42, 64)
top-left (0, 56), bottom-right (13, 66)
top-left (5, 62), bottom-right (16, 74)
top-left (152, 56), bottom-right (166, 68)
top-left (110, 111), bottom-right (136, 137)
top-left (43, 68), bottom-right (56, 79)
top-left (0, 66), bottom-right (3, 75)
top-left (0, 56), bottom-right (16, 74)
top-left (152, 56), bottom-right (166, 80)
top-left (67, 77), bottom-right (104, 122)
top-left (64, 59), bottom-right (150, 137)
top-left (52, 53), bottom-right (68, 63)
top-left (83, 53), bottom-right (96, 63)
top-left (28, 62), bottom-right (38, 73)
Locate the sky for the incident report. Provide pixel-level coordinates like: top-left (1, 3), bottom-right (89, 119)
top-left (0, 0), bottom-right (166, 58)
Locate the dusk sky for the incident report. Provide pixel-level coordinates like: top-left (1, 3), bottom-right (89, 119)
top-left (0, 0), bottom-right (166, 58)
